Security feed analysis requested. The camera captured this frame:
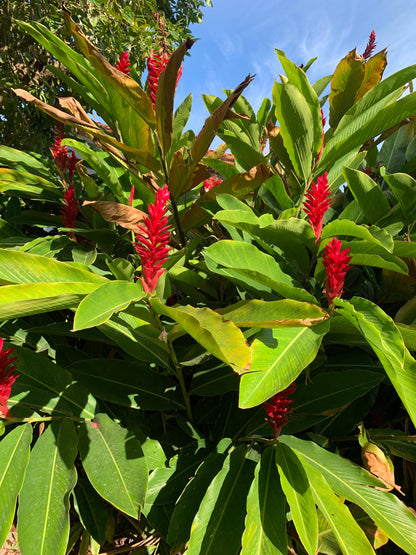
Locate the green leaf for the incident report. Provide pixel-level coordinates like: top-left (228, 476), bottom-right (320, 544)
top-left (239, 321), bottom-right (329, 408)
top-left (73, 281), bottom-right (145, 330)
top-left (218, 299), bottom-right (327, 327)
top-left (167, 441), bottom-right (230, 551)
top-left (18, 420), bottom-right (77, 555)
top-left (0, 168), bottom-right (61, 199)
top-left (356, 50), bottom-right (388, 101)
top-left (281, 435), bottom-right (416, 555)
top-left (300, 459), bottom-right (375, 555)
top-left (293, 370), bottom-right (383, 415)
top-left (321, 220), bottom-right (393, 252)
top-left (273, 81), bottom-right (314, 182)
top-left (73, 477), bottom-right (108, 545)
top-left (275, 443), bottom-right (318, 555)
top-left (241, 446), bottom-right (287, 555)
top-left (0, 146), bottom-right (52, 176)
top-left (0, 424), bottom-right (32, 549)
top-left (384, 172), bottom-right (416, 226)
top-left (78, 413), bottom-right (148, 518)
top-left (276, 49), bottom-right (323, 157)
top-left (343, 167), bottom-right (390, 223)
top-left (68, 358), bottom-right (184, 410)
top-left (329, 49), bottom-right (365, 129)
top-left (204, 240), bottom-right (316, 303)
top-left (0, 249), bottom-right (107, 285)
top-left (8, 345), bottom-right (96, 419)
top-left (187, 446), bottom-right (256, 555)
top-left (334, 297), bottom-right (416, 427)
top-left (0, 282), bottom-right (100, 321)
top-left (151, 299), bottom-right (251, 374)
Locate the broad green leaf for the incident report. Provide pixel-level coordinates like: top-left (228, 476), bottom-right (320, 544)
top-left (0, 282), bottom-right (100, 321)
top-left (239, 321), bottom-right (329, 408)
top-left (73, 477), bottom-right (108, 545)
top-left (18, 420), bottom-right (77, 555)
top-left (204, 240), bottom-right (316, 303)
top-left (273, 81), bottom-right (314, 182)
top-left (329, 49), bottom-right (365, 129)
top-left (281, 435), bottom-right (416, 555)
top-left (318, 91), bottom-right (416, 173)
top-left (293, 370), bottom-right (383, 415)
top-left (224, 135), bottom-right (267, 171)
top-left (167, 441), bottom-right (230, 550)
top-left (300, 459), bottom-right (375, 555)
top-left (334, 297), bottom-right (416, 427)
top-left (99, 312), bottom-right (173, 369)
top-left (384, 172), bottom-right (416, 226)
top-left (171, 93), bottom-right (193, 153)
top-left (276, 49), bottom-right (323, 156)
top-left (343, 167), bottom-right (390, 223)
top-left (0, 168), bottom-right (61, 199)
top-left (0, 424), bottom-right (32, 549)
top-left (78, 413), bottom-right (148, 518)
top-left (259, 173), bottom-right (293, 211)
top-left (275, 443), bottom-right (318, 554)
top-left (241, 446), bottom-right (287, 555)
top-left (8, 345), bottom-right (96, 419)
top-left (379, 122), bottom-right (414, 173)
top-left (0, 249), bottom-right (107, 285)
top-left (187, 446), bottom-right (256, 555)
top-left (151, 298), bottom-right (251, 374)
top-left (321, 220), bottom-right (393, 252)
top-left (68, 358), bottom-right (184, 410)
top-left (63, 139), bottom-right (126, 202)
top-left (73, 281), bottom-right (145, 330)
top-left (0, 146), bottom-right (52, 176)
top-left (156, 39), bottom-right (194, 156)
top-left (313, 74), bottom-right (332, 96)
top-left (218, 299), bottom-right (327, 327)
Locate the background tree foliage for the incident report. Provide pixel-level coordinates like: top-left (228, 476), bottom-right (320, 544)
top-left (0, 0), bottom-right (210, 153)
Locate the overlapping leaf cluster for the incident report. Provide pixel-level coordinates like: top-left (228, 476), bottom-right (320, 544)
top-left (1, 13), bottom-right (416, 555)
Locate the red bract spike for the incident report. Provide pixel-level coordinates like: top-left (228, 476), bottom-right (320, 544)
top-left (147, 50), bottom-right (182, 109)
top-left (303, 172), bottom-right (331, 242)
top-left (262, 383), bottom-right (296, 439)
top-left (134, 185), bottom-right (171, 294)
top-left (0, 338), bottom-right (19, 419)
top-left (61, 183), bottom-right (78, 241)
top-left (322, 237), bottom-right (352, 305)
top-left (50, 123), bottom-right (68, 172)
top-left (67, 151), bottom-right (77, 185)
top-left (362, 30), bottom-right (376, 60)
top-left (203, 176), bottom-right (221, 192)
top-left (115, 51), bottom-right (131, 76)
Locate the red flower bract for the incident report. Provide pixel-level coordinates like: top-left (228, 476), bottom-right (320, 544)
top-left (262, 383), bottom-right (296, 439)
top-left (50, 123), bottom-right (68, 172)
top-left (115, 51), bottom-right (131, 76)
top-left (203, 176), bottom-right (221, 193)
top-left (362, 30), bottom-right (376, 60)
top-left (134, 185), bottom-right (171, 294)
top-left (0, 338), bottom-right (19, 419)
top-left (322, 237), bottom-right (352, 305)
top-left (147, 50), bottom-right (182, 109)
top-left (303, 172), bottom-right (331, 242)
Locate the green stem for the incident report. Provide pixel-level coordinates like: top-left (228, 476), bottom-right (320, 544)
top-left (147, 300), bottom-right (193, 422)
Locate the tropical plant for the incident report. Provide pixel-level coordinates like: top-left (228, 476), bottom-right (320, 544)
top-left (1, 15), bottom-right (416, 554)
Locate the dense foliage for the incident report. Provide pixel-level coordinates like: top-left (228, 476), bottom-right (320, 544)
top-left (1, 11), bottom-right (416, 555)
top-left (0, 0), bottom-right (211, 153)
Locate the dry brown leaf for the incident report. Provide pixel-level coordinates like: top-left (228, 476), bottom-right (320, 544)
top-left (362, 449), bottom-right (404, 495)
top-left (83, 200), bottom-right (146, 231)
top-left (58, 97), bottom-right (96, 125)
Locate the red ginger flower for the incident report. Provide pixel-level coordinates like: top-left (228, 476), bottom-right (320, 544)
top-left (134, 185), bottom-right (171, 294)
top-left (115, 51), bottom-right (131, 76)
top-left (147, 50), bottom-right (182, 109)
top-left (303, 172), bottom-right (331, 242)
top-left (322, 237), bottom-right (352, 305)
top-left (203, 176), bottom-right (221, 193)
top-left (262, 383), bottom-right (296, 439)
top-left (50, 123), bottom-right (68, 173)
top-left (362, 30), bottom-right (376, 60)
top-left (0, 338), bottom-right (19, 419)
top-left (61, 183), bottom-right (78, 231)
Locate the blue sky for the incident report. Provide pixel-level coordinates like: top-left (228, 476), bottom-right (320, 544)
top-left (174, 0), bottom-right (416, 133)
